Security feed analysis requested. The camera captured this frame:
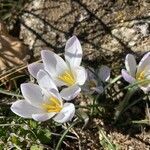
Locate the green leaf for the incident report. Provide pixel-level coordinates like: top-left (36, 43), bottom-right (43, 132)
top-left (29, 120), bottom-right (37, 129)
top-left (0, 144), bottom-right (4, 150)
top-left (11, 135), bottom-right (20, 145)
top-left (30, 145), bottom-right (43, 150)
top-left (99, 128), bottom-right (117, 150)
top-left (37, 129), bottom-right (51, 144)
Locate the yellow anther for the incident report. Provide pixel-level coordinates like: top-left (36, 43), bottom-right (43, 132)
top-left (136, 71), bottom-right (145, 81)
top-left (58, 70), bottom-right (75, 86)
top-left (42, 97), bottom-right (62, 113)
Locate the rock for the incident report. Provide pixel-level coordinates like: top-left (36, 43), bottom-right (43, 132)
top-left (20, 0), bottom-right (150, 65)
top-left (128, 41), bottom-right (136, 46)
top-left (136, 23), bottom-right (149, 36)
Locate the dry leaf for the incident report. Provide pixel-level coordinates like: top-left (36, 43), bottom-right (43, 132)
top-left (0, 21), bottom-right (29, 74)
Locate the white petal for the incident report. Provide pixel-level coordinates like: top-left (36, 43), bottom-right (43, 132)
top-left (37, 70), bottom-right (58, 91)
top-left (50, 89), bottom-right (63, 101)
top-left (53, 79), bottom-right (66, 87)
top-left (81, 84), bottom-right (92, 94)
top-left (53, 103), bottom-right (75, 123)
top-left (92, 86), bottom-right (104, 94)
top-left (139, 74), bottom-right (150, 93)
top-left (28, 63), bottom-right (44, 78)
top-left (11, 100), bottom-right (43, 118)
top-left (41, 50), bottom-right (68, 79)
top-left (44, 89), bottom-right (63, 107)
top-left (144, 65), bottom-right (150, 76)
top-left (21, 83), bottom-right (43, 107)
top-left (82, 88), bottom-right (91, 94)
top-left (137, 52), bottom-right (150, 74)
top-left (81, 68), bottom-right (97, 94)
top-left (75, 66), bottom-right (87, 85)
top-left (65, 36), bottom-right (82, 68)
top-left (60, 85), bottom-right (81, 101)
top-left (32, 113), bottom-right (55, 122)
top-left (147, 74), bottom-right (150, 79)
top-left (86, 68), bottom-right (95, 81)
top-left (121, 69), bottom-right (136, 83)
top-left (140, 85), bottom-right (150, 93)
top-left (98, 65), bottom-right (111, 82)
top-left (125, 54), bottom-right (137, 77)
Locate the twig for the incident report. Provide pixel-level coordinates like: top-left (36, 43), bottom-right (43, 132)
top-left (0, 88), bottom-right (23, 98)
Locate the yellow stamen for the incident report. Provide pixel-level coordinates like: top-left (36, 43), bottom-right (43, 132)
top-left (136, 71), bottom-right (145, 81)
top-left (42, 97), bottom-right (62, 113)
top-left (58, 70), bottom-right (75, 86)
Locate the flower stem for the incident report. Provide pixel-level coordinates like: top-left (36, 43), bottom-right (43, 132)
top-left (114, 86), bottom-right (138, 123)
top-left (55, 120), bottom-right (79, 150)
top-left (104, 75), bottom-right (122, 90)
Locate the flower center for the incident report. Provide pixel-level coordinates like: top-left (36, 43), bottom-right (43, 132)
top-left (42, 97), bottom-right (62, 113)
top-left (87, 80), bottom-right (96, 89)
top-left (58, 70), bottom-right (75, 86)
top-left (136, 71), bottom-right (145, 81)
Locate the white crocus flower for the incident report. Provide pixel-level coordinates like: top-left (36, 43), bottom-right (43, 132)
top-left (82, 66), bottom-right (110, 94)
top-left (98, 65), bottom-right (111, 83)
top-left (122, 52), bottom-right (150, 92)
top-left (28, 36), bottom-right (87, 101)
top-left (11, 70), bottom-right (75, 123)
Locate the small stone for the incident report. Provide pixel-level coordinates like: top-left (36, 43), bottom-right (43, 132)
top-left (128, 41), bottom-right (136, 46)
top-left (111, 29), bottom-right (119, 35)
top-left (137, 23), bottom-right (149, 36)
